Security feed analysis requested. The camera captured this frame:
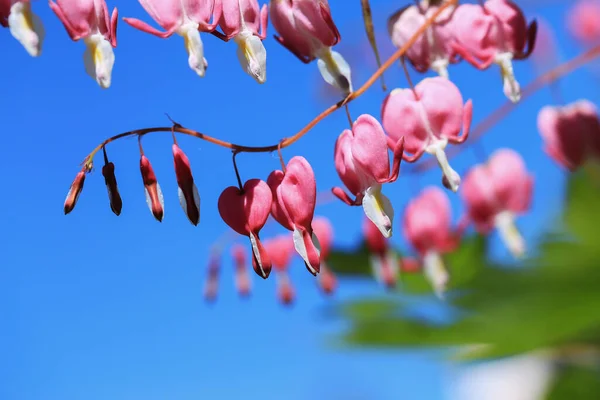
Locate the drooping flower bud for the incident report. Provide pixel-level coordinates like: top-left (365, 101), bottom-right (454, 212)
top-left (64, 170), bottom-right (86, 215)
top-left (461, 149), bottom-right (533, 258)
top-left (203, 252), bottom-right (220, 302)
top-left (269, 0), bottom-right (353, 95)
top-left (140, 155), bottom-right (165, 222)
top-left (537, 100), bottom-right (600, 171)
top-left (218, 179), bottom-right (273, 279)
top-left (332, 114), bottom-right (404, 238)
top-left (101, 148), bottom-right (122, 216)
top-left (1, 0), bottom-right (44, 56)
top-left (381, 77), bottom-right (472, 192)
top-left (50, 0), bottom-right (119, 88)
top-left (451, 0), bottom-right (537, 102)
top-left (172, 144), bottom-right (201, 225)
top-left (268, 156), bottom-right (321, 275)
top-left (232, 244), bottom-right (251, 297)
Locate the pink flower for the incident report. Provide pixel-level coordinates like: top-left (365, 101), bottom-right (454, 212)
top-left (217, 0), bottom-right (268, 83)
top-left (312, 216), bottom-right (337, 294)
top-left (332, 114), bottom-right (404, 238)
top-left (538, 100), bottom-right (600, 171)
top-left (123, 0), bottom-right (220, 77)
top-left (232, 244), bottom-right (251, 297)
top-left (567, 0), bottom-right (600, 44)
top-left (172, 144), bottom-right (201, 226)
top-left (101, 149), bottom-right (122, 216)
top-left (50, 0), bottom-right (118, 88)
top-left (363, 218), bottom-right (397, 289)
top-left (1, 0), bottom-right (44, 56)
top-left (140, 155), bottom-right (165, 222)
top-left (387, 1), bottom-right (458, 78)
top-left (218, 179), bottom-right (273, 279)
top-left (399, 256), bottom-right (421, 274)
top-left (381, 77), bottom-right (472, 192)
top-left (269, 0), bottom-right (352, 95)
top-left (264, 235), bottom-right (296, 305)
top-left (268, 156), bottom-right (321, 275)
top-left (451, 0), bottom-right (537, 102)
top-left (404, 186), bottom-right (460, 297)
top-left (461, 149), bottom-right (533, 258)
top-left (64, 170), bottom-right (86, 215)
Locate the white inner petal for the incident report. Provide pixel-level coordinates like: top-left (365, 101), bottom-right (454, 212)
top-left (317, 48), bottom-right (353, 95)
top-left (362, 185), bottom-right (394, 238)
top-left (234, 31), bottom-right (267, 84)
top-left (178, 23), bottom-right (207, 77)
top-left (425, 139), bottom-right (461, 192)
top-left (494, 211), bottom-right (525, 258)
top-left (423, 250), bottom-right (448, 299)
top-left (495, 52), bottom-right (521, 103)
top-left (83, 34), bottom-right (115, 89)
top-left (249, 232), bottom-right (267, 278)
top-left (8, 1), bottom-right (44, 57)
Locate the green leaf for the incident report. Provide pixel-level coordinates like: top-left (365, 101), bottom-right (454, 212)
top-left (546, 364), bottom-right (600, 400)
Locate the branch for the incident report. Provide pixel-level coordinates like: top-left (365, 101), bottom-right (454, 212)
top-left (81, 0), bottom-right (458, 168)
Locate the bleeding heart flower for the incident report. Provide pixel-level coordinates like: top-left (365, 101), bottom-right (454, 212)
top-left (404, 186), bottom-right (460, 297)
top-left (102, 149), bottom-right (122, 216)
top-left (269, 0), bottom-right (353, 95)
top-left (567, 0), bottom-right (600, 44)
top-left (123, 0), bottom-right (220, 77)
top-left (232, 244), bottom-right (251, 297)
top-left (381, 77), bottom-right (472, 192)
top-left (387, 1), bottom-right (458, 78)
top-left (217, 0), bottom-right (268, 83)
top-left (461, 148), bottom-right (533, 258)
top-left (64, 170), bottom-right (86, 215)
top-left (399, 256), bottom-right (421, 273)
top-left (172, 144), bottom-right (201, 226)
top-left (537, 100), bottom-right (600, 171)
top-left (268, 156), bottom-right (321, 275)
top-left (363, 218), bottom-right (398, 289)
top-left (50, 0), bottom-right (118, 88)
top-left (1, 0), bottom-right (44, 56)
top-left (312, 216), bottom-right (337, 295)
top-left (140, 154), bottom-right (165, 222)
top-left (451, 0), bottom-right (537, 103)
top-left (218, 179), bottom-right (273, 279)
top-left (332, 114), bottom-right (404, 238)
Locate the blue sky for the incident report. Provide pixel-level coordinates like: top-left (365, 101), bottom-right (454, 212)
top-left (2, 1), bottom-right (599, 399)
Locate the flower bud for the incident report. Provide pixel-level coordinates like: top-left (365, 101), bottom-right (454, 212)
top-left (64, 170), bottom-right (86, 215)
top-left (140, 155), bottom-right (165, 222)
top-left (102, 162), bottom-right (122, 216)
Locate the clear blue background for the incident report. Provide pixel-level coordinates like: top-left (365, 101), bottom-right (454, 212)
top-left (1, 1), bottom-right (599, 399)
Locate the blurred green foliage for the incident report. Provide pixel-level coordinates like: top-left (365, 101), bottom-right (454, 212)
top-left (328, 162), bottom-right (600, 399)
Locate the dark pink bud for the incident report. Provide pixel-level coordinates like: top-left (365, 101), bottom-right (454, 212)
top-left (140, 155), bottom-right (165, 222)
top-left (102, 162), bottom-right (122, 216)
top-left (317, 264), bottom-right (337, 295)
top-left (218, 179), bottom-right (273, 279)
top-left (64, 170), bottom-right (86, 215)
top-left (173, 144), bottom-right (201, 226)
top-left (268, 156), bottom-right (321, 275)
top-left (203, 252), bottom-right (220, 303)
top-left (232, 244), bottom-right (251, 298)
top-left (277, 272), bottom-right (295, 306)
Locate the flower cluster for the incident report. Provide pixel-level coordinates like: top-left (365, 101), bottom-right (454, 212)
top-left (57, 0), bottom-right (600, 301)
top-left (3, 0), bottom-right (351, 92)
